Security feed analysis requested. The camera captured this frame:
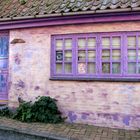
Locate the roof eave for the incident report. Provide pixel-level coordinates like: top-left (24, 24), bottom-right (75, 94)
top-left (0, 11), bottom-right (140, 30)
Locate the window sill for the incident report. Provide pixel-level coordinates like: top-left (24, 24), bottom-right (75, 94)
top-left (50, 77), bottom-right (140, 82)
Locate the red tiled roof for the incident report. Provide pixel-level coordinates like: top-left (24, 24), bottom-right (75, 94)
top-left (0, 0), bottom-right (140, 21)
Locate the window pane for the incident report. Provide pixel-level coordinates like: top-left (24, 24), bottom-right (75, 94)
top-left (102, 50), bottom-right (110, 60)
top-left (0, 37), bottom-right (8, 57)
top-left (138, 63), bottom-right (140, 73)
top-left (78, 51), bottom-right (86, 61)
top-left (64, 63), bottom-right (72, 73)
top-left (56, 39), bottom-right (63, 49)
top-left (65, 51), bottom-right (72, 61)
top-left (128, 63), bottom-right (136, 74)
top-left (78, 63), bottom-right (86, 74)
top-left (128, 50), bottom-right (136, 61)
top-left (56, 63), bottom-right (62, 73)
top-left (127, 36), bottom-right (136, 48)
top-left (78, 38), bottom-right (86, 49)
top-left (65, 39), bottom-right (72, 49)
top-left (138, 50), bottom-right (140, 60)
top-left (112, 37), bottom-right (120, 48)
top-left (0, 59), bottom-right (8, 69)
top-left (0, 75), bottom-right (6, 92)
top-left (87, 38), bottom-right (96, 48)
top-left (112, 50), bottom-right (120, 61)
top-left (102, 63), bottom-right (110, 73)
top-left (112, 63), bottom-right (120, 74)
top-left (56, 51), bottom-right (63, 61)
top-left (88, 51), bottom-right (96, 61)
top-left (88, 63), bottom-right (95, 74)
top-left (102, 37), bottom-right (110, 48)
top-left (138, 37), bottom-right (140, 47)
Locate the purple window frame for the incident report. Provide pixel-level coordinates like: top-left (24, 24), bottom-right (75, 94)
top-left (51, 32), bottom-right (140, 81)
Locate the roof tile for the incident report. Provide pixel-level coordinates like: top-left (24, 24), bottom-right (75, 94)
top-left (0, 0), bottom-right (140, 21)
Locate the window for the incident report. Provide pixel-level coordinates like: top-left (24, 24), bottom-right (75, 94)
top-left (51, 32), bottom-right (140, 81)
top-left (0, 32), bottom-right (8, 100)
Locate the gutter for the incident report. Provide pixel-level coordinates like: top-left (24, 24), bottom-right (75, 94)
top-left (0, 10), bottom-right (140, 30)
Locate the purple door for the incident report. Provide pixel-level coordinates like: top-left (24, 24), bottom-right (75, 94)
top-left (0, 33), bottom-right (9, 104)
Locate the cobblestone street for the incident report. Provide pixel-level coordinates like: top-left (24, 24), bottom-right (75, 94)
top-left (0, 117), bottom-right (140, 140)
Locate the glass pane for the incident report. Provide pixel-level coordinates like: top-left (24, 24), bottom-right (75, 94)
top-left (112, 50), bottom-right (120, 61)
top-left (138, 37), bottom-right (140, 47)
top-left (65, 51), bottom-right (72, 61)
top-left (65, 39), bottom-right (72, 49)
top-left (56, 63), bottom-right (62, 73)
top-left (138, 63), bottom-right (140, 73)
top-left (78, 51), bottom-right (86, 61)
top-left (128, 50), bottom-right (136, 61)
top-left (0, 37), bottom-right (8, 57)
top-left (138, 50), bottom-right (140, 60)
top-left (102, 50), bottom-right (110, 60)
top-left (112, 63), bottom-right (120, 74)
top-left (56, 39), bottom-right (63, 49)
top-left (0, 75), bottom-right (6, 92)
top-left (112, 37), bottom-right (120, 48)
top-left (87, 38), bottom-right (96, 48)
top-left (78, 38), bottom-right (86, 49)
top-left (88, 51), bottom-right (96, 61)
top-left (0, 59), bottom-right (8, 69)
top-left (64, 63), bottom-right (72, 73)
top-left (78, 63), bottom-right (86, 74)
top-left (102, 63), bottom-right (110, 73)
top-left (102, 37), bottom-right (110, 48)
top-left (88, 63), bottom-right (95, 74)
top-left (127, 36), bottom-right (136, 48)
top-left (56, 51), bottom-right (63, 61)
top-left (128, 63), bottom-right (136, 74)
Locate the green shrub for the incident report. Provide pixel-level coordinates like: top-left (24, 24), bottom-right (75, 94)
top-left (0, 107), bottom-right (13, 118)
top-left (13, 96), bottom-right (64, 123)
top-left (13, 101), bottom-right (32, 122)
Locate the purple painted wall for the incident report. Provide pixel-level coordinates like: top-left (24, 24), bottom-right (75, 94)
top-left (8, 21), bottom-right (140, 130)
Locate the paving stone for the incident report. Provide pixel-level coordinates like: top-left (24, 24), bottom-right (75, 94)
top-left (112, 137), bottom-right (119, 140)
top-left (131, 138), bottom-right (138, 140)
top-left (101, 137), bottom-right (111, 140)
top-left (118, 137), bottom-right (125, 140)
top-left (94, 137), bottom-right (101, 140)
top-left (102, 131), bottom-right (108, 137)
top-left (0, 117), bottom-right (139, 140)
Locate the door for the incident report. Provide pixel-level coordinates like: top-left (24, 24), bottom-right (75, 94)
top-left (0, 33), bottom-right (9, 104)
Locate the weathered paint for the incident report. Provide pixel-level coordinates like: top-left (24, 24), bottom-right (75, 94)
top-left (8, 21), bottom-right (140, 130)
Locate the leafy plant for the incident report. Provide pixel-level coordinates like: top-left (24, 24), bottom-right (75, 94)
top-left (0, 107), bottom-right (13, 118)
top-left (13, 101), bottom-right (32, 122)
top-left (13, 96), bottom-right (65, 123)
